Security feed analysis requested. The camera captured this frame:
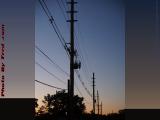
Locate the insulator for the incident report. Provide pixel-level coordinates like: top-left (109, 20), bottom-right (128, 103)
top-left (74, 62), bottom-right (79, 69)
top-left (74, 61), bottom-right (81, 69)
top-left (78, 62), bottom-right (81, 69)
top-left (74, 49), bottom-right (77, 56)
top-left (67, 47), bottom-right (71, 54)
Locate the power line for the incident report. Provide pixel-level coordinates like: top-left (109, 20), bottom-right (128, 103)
top-left (75, 70), bottom-right (93, 112)
top-left (75, 83), bottom-right (92, 108)
top-left (75, 70), bottom-right (92, 98)
top-left (56, 0), bottom-right (71, 33)
top-left (36, 46), bottom-right (84, 98)
top-left (38, 0), bottom-right (70, 57)
top-left (41, 0), bottom-right (67, 45)
top-left (36, 61), bottom-right (66, 84)
top-left (64, 2), bottom-right (91, 83)
top-left (39, 0), bottom-right (92, 95)
top-left (35, 79), bottom-right (66, 90)
top-left (56, 0), bottom-right (69, 21)
top-left (64, 0), bottom-right (70, 10)
top-left (77, 23), bottom-right (93, 72)
top-left (35, 46), bottom-right (85, 103)
top-left (38, 0), bottom-right (50, 18)
top-left (38, 0), bottom-right (93, 114)
top-left (75, 83), bottom-right (83, 97)
top-left (61, 0), bottom-right (70, 16)
top-left (75, 36), bottom-right (91, 83)
top-left (74, 22), bottom-right (93, 83)
top-left (36, 45), bottom-right (69, 76)
top-left (41, 0), bottom-right (53, 17)
top-left (57, 0), bottom-right (89, 72)
top-left (39, 0), bottom-right (92, 83)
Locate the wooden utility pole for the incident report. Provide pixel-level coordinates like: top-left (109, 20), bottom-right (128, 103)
top-left (92, 73), bottom-right (96, 114)
top-left (68, 0), bottom-right (75, 119)
top-left (67, 0), bottom-right (79, 120)
top-left (100, 102), bottom-right (102, 115)
top-left (97, 90), bottom-right (99, 115)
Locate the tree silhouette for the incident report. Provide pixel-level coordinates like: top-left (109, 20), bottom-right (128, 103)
top-left (35, 91), bottom-right (125, 120)
top-left (35, 98), bottom-right (39, 116)
top-left (35, 98), bottom-right (38, 108)
top-left (41, 90), bottom-right (85, 119)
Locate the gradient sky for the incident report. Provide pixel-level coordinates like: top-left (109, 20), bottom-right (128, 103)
top-left (35, 0), bottom-right (125, 114)
top-left (125, 0), bottom-right (160, 108)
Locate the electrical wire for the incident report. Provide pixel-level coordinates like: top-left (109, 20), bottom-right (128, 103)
top-left (35, 79), bottom-right (66, 90)
top-left (36, 61), bottom-right (66, 84)
top-left (36, 45), bottom-right (69, 76)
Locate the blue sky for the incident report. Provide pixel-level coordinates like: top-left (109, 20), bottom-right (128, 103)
top-left (35, 0), bottom-right (124, 114)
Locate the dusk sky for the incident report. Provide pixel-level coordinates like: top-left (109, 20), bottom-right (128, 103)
top-left (35, 0), bottom-right (125, 114)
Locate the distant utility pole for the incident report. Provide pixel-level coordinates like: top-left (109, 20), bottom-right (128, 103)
top-left (92, 73), bottom-right (96, 114)
top-left (97, 90), bottom-right (99, 115)
top-left (67, 0), bottom-right (80, 120)
top-left (100, 102), bottom-right (102, 115)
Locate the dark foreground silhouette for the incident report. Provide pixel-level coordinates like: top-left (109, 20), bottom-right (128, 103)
top-left (35, 90), bottom-right (124, 120)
